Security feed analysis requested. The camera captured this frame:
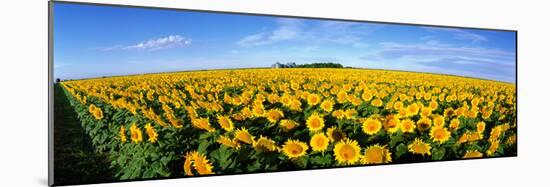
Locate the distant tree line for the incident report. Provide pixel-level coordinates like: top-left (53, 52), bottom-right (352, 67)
top-left (295, 62), bottom-right (344, 68)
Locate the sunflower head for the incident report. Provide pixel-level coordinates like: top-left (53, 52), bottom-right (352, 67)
top-left (144, 123), bottom-right (158, 143)
top-left (279, 119), bottom-right (298, 131)
top-left (362, 118), bottom-right (382, 135)
top-left (333, 138), bottom-right (361, 165)
top-left (444, 107), bottom-right (455, 117)
top-left (393, 101), bottom-right (404, 111)
top-left (371, 98), bottom-right (383, 107)
top-left (307, 93), bottom-right (321, 106)
top-left (450, 118), bottom-right (460, 130)
top-left (306, 113), bottom-right (325, 132)
top-left (408, 138), bottom-right (431, 155)
top-left (217, 135), bottom-right (240, 149)
top-left (331, 109), bottom-right (345, 120)
top-left (463, 150), bottom-right (483, 158)
top-left (310, 133), bottom-right (329, 152)
top-left (192, 151), bottom-right (215, 175)
top-left (406, 103), bottom-right (420, 116)
top-left (344, 109), bottom-right (358, 119)
top-left (416, 117), bottom-right (432, 131)
top-left (327, 127), bottom-right (346, 142)
top-left (253, 136), bottom-right (278, 152)
top-left (252, 105), bottom-right (265, 117)
top-left (119, 125), bottom-right (127, 143)
top-left (420, 107), bottom-right (432, 118)
top-left (266, 109), bottom-right (284, 123)
top-left (476, 121), bottom-right (486, 133)
top-left (384, 115), bottom-right (401, 134)
top-left (92, 107), bottom-right (104, 120)
top-left (320, 99), bottom-right (334, 112)
top-left (234, 127), bottom-right (255, 144)
top-left (289, 99), bottom-right (303, 112)
top-left (361, 144), bottom-right (392, 164)
top-left (129, 123), bottom-right (143, 144)
top-left (217, 115), bottom-right (235, 132)
top-left (432, 115), bottom-right (445, 127)
top-left (282, 139), bottom-right (309, 159)
top-left (430, 126), bottom-right (451, 144)
top-left (191, 117), bottom-right (216, 132)
top-left (400, 119), bottom-right (416, 133)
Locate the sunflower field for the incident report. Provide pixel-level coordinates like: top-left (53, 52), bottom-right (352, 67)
top-left (59, 68), bottom-right (517, 179)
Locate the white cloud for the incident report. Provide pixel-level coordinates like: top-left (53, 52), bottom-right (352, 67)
top-left (237, 18), bottom-right (301, 46)
top-left (424, 27), bottom-right (488, 42)
top-left (237, 18), bottom-right (378, 47)
top-left (94, 35), bottom-right (192, 51)
top-left (125, 35), bottom-right (191, 51)
top-left (361, 40), bottom-right (516, 82)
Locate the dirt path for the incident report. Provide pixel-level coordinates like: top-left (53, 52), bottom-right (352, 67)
top-left (53, 84), bottom-right (114, 185)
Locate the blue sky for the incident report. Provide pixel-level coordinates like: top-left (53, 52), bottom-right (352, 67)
top-left (54, 3), bottom-right (516, 83)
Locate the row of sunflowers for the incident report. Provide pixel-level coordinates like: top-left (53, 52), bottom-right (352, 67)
top-left (59, 68), bottom-right (516, 179)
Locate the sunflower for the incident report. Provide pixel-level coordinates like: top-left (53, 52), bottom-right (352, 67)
top-left (344, 109), bottom-right (358, 119)
top-left (306, 113), bottom-right (325, 132)
top-left (119, 125), bottom-right (127, 143)
top-left (280, 94), bottom-right (292, 106)
top-left (267, 94), bottom-right (280, 104)
top-left (400, 119), bottom-right (416, 133)
top-left (362, 91), bottom-right (373, 102)
top-left (144, 123), bottom-right (158, 143)
top-left (265, 109), bottom-right (284, 123)
top-left (326, 127), bottom-right (346, 142)
top-left (217, 135), bottom-right (240, 149)
top-left (450, 118), bottom-right (460, 130)
top-left (183, 151), bottom-right (194, 176)
top-left (129, 123), bottom-right (143, 144)
top-left (337, 91), bottom-right (348, 103)
top-left (289, 99), bottom-right (303, 112)
top-left (279, 119), bottom-right (298, 131)
top-left (430, 126), bottom-right (451, 143)
top-left (416, 117), bottom-right (432, 131)
top-left (332, 109), bottom-right (345, 120)
top-left (362, 118), bottom-right (382, 135)
top-left (333, 139), bottom-right (361, 165)
top-left (419, 107), bottom-right (432, 118)
top-left (429, 100), bottom-right (438, 110)
top-left (432, 115), bottom-right (445, 127)
top-left (486, 140), bottom-right (499, 156)
top-left (307, 93), bottom-right (321, 106)
top-left (506, 134), bottom-right (517, 145)
top-left (252, 104), bottom-right (266, 117)
top-left (191, 117), bottom-right (216, 132)
top-left (406, 103), bottom-right (420, 116)
top-left (216, 115), bottom-right (235, 132)
top-left (384, 115), bottom-right (401, 134)
top-left (443, 107), bottom-right (455, 117)
top-left (371, 98), bottom-right (383, 107)
top-left (408, 138), bottom-right (431, 155)
top-left (489, 126), bottom-right (503, 141)
top-left (476, 121), bottom-right (486, 133)
top-left (393, 101), bottom-right (404, 111)
top-left (462, 150), bottom-right (483, 158)
top-left (361, 144), bottom-right (392, 164)
top-left (310, 133), bottom-right (329, 152)
top-left (234, 127), bottom-right (255, 144)
top-left (282, 139), bottom-right (309, 159)
top-left (320, 99), bottom-right (334, 112)
top-left (88, 104), bottom-right (97, 113)
top-left (192, 152), bottom-right (215, 175)
top-left (253, 136), bottom-right (278, 152)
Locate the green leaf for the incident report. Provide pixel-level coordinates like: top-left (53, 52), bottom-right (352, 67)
top-left (432, 147), bottom-right (446, 160)
top-left (389, 133), bottom-right (404, 148)
top-left (197, 140), bottom-right (213, 154)
top-left (395, 143), bottom-right (407, 158)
